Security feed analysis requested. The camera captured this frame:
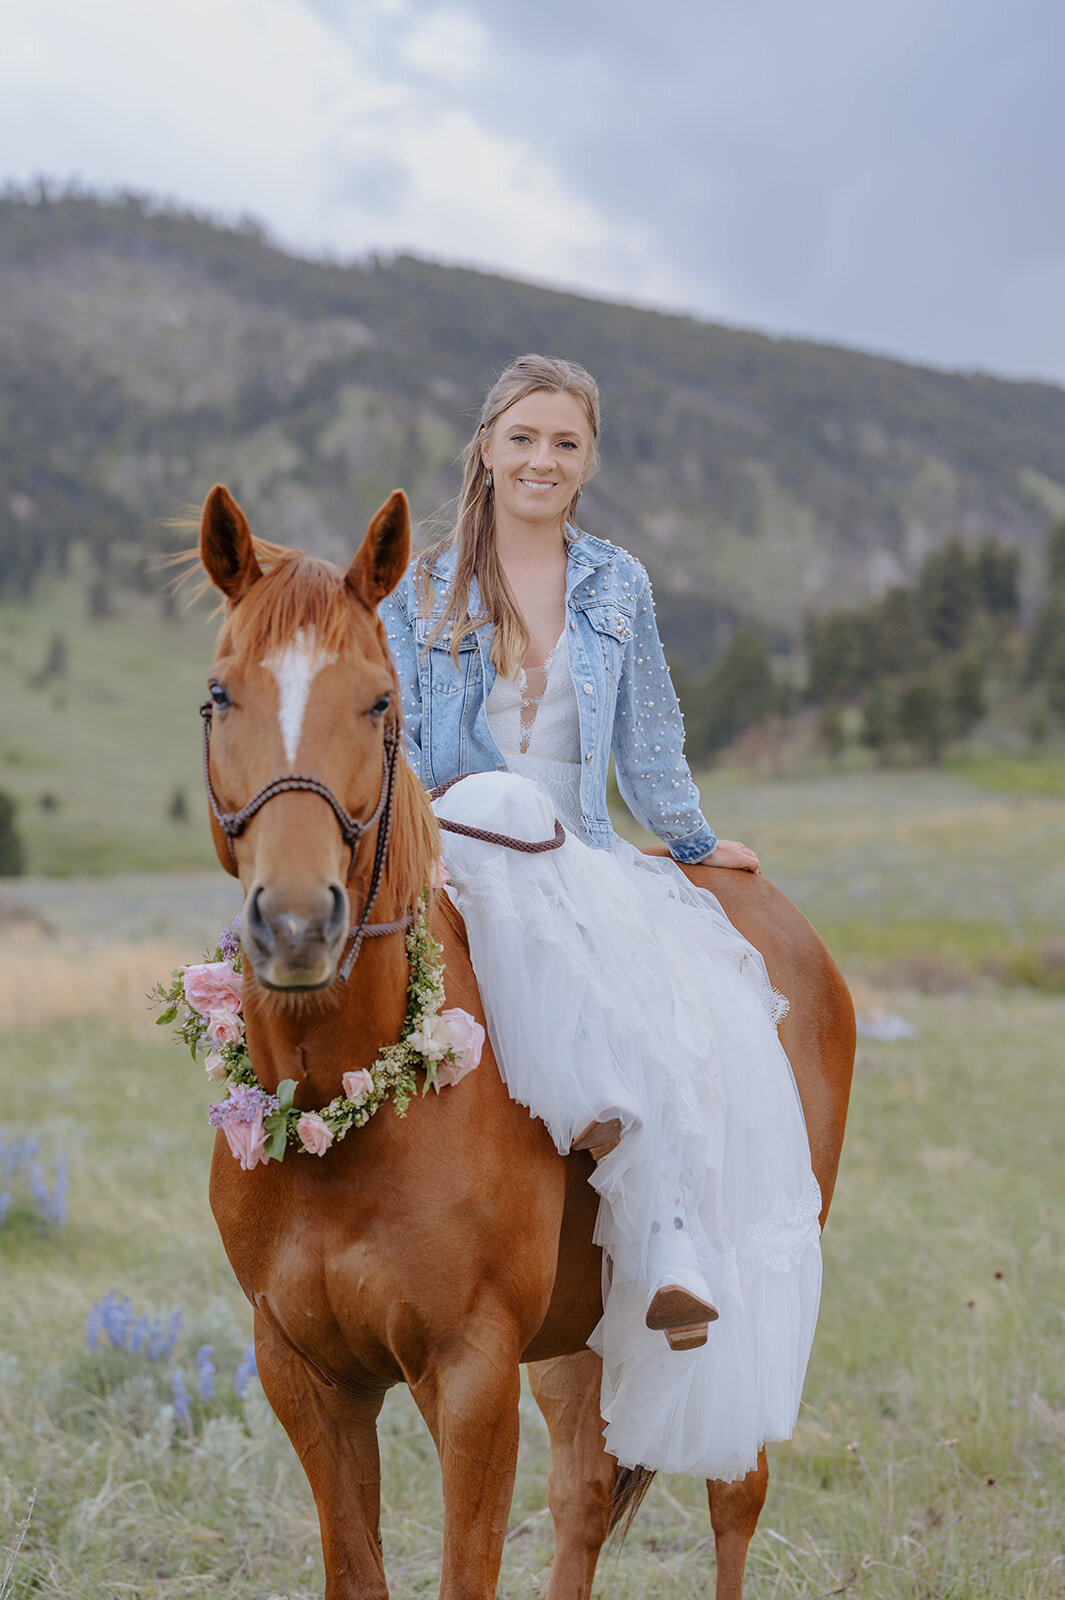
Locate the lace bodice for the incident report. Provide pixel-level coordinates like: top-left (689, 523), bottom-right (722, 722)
top-left (486, 631), bottom-right (584, 833)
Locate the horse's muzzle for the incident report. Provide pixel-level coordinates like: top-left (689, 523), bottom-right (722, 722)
top-left (242, 880), bottom-right (349, 990)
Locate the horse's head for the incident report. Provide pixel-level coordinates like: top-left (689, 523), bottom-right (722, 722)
top-left (198, 484), bottom-right (422, 991)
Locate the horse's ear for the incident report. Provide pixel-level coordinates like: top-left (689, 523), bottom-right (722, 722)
top-left (346, 490), bottom-right (410, 608)
top-left (200, 485), bottom-right (263, 602)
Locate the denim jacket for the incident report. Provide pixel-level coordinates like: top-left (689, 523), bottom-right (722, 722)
top-left (378, 531), bottom-right (718, 862)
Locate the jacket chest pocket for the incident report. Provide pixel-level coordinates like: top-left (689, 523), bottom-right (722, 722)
top-left (580, 603), bottom-right (635, 681)
top-left (414, 617), bottom-right (480, 696)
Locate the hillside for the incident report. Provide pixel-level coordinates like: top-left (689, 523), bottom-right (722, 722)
top-left (4, 189), bottom-right (1065, 670)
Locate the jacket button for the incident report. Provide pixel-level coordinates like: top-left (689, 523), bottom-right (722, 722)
top-left (583, 683), bottom-right (593, 694)
top-left (585, 752), bottom-right (593, 762)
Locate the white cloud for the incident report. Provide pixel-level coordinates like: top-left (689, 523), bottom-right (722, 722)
top-left (0, 0), bottom-right (694, 312)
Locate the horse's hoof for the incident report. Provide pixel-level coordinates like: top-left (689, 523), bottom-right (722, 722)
top-left (645, 1284), bottom-right (719, 1336)
top-left (571, 1118), bottom-right (623, 1160)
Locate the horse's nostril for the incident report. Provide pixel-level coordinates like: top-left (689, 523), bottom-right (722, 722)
top-left (326, 883), bottom-right (349, 944)
top-left (245, 884), bottom-right (276, 952)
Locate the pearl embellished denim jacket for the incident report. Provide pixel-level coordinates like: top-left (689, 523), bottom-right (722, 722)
top-left (378, 531), bottom-right (718, 862)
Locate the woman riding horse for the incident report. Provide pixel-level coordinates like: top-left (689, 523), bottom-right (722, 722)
top-left (195, 365), bottom-right (853, 1596)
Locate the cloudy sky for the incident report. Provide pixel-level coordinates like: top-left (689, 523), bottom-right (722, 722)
top-left (3, 0), bottom-right (1063, 384)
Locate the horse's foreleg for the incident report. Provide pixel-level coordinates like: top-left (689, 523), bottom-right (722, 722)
top-left (252, 1312), bottom-right (389, 1600)
top-left (706, 1451), bottom-right (768, 1600)
top-left (407, 1325), bottom-right (523, 1600)
top-left (527, 1351), bottom-right (615, 1600)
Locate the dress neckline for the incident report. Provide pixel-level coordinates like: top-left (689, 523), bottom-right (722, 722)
top-left (517, 629), bottom-right (566, 754)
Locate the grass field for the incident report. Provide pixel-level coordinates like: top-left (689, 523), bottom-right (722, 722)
top-left (2, 774), bottom-right (1064, 1596)
top-left (2, 576), bottom-right (1064, 1595)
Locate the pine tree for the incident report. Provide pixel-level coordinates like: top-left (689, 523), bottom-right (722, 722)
top-left (0, 793), bottom-right (25, 876)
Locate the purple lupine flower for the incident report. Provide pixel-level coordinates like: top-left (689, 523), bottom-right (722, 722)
top-left (171, 1368), bottom-right (192, 1428)
top-left (234, 1342), bottom-right (258, 1400)
top-left (128, 1313), bottom-right (153, 1356)
top-left (0, 1193), bottom-right (10, 1227)
top-left (28, 1163), bottom-right (50, 1218)
top-left (47, 1154), bottom-right (69, 1227)
top-left (195, 1344), bottom-right (215, 1403)
top-left (86, 1299), bottom-right (103, 1353)
top-left (163, 1310), bottom-right (183, 1361)
top-left (218, 916), bottom-right (242, 963)
top-left (99, 1293), bottom-right (134, 1350)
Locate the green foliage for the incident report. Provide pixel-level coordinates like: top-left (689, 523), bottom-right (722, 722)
top-left (0, 791), bottom-right (25, 876)
top-left (684, 626), bottom-right (776, 760)
top-left (917, 536), bottom-right (979, 650)
top-left (1046, 517), bottom-right (1065, 588)
top-left (895, 673), bottom-right (952, 763)
top-left (1044, 633), bottom-right (1065, 724)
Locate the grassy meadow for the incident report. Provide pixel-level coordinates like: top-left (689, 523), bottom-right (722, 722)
top-left (2, 569), bottom-right (1065, 1595)
top-left (1, 765), bottom-right (1064, 1598)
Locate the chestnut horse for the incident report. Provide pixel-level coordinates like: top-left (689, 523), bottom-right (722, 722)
top-left (197, 483), bottom-right (853, 1600)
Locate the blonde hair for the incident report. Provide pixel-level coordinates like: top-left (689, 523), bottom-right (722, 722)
top-left (417, 354), bottom-right (601, 677)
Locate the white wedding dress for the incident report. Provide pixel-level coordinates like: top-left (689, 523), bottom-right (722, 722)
top-left (431, 632), bottom-right (823, 1482)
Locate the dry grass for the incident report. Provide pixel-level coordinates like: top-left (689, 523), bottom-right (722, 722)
top-left (0, 933), bottom-right (187, 1029)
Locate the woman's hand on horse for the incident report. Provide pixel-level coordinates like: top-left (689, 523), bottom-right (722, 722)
top-left (701, 839), bottom-right (761, 874)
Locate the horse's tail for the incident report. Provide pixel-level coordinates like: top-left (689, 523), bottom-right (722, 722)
top-left (608, 1463), bottom-right (656, 1542)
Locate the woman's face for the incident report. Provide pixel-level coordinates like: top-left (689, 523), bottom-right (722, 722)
top-left (481, 389), bottom-right (592, 532)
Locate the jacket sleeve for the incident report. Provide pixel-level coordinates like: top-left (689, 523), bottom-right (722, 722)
top-left (378, 574), bottom-right (423, 768)
top-left (611, 569), bottom-right (718, 864)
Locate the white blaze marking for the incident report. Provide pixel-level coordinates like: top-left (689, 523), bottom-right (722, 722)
top-left (262, 629), bottom-right (337, 764)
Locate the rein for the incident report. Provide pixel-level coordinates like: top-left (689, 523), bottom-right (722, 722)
top-left (429, 774), bottom-right (566, 854)
top-left (198, 704), bottom-right (566, 981)
top-left (199, 701), bottom-right (411, 981)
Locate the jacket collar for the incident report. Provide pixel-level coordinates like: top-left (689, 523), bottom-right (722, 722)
top-left (425, 527), bottom-right (614, 588)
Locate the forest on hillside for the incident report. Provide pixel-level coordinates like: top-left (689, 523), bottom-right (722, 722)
top-left (4, 186), bottom-right (1065, 662)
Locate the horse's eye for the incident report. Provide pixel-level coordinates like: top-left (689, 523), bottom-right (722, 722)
top-left (209, 682), bottom-right (231, 709)
top-left (369, 694), bottom-right (391, 719)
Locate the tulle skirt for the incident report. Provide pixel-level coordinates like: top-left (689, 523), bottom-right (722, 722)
top-left (433, 771), bottom-right (822, 1482)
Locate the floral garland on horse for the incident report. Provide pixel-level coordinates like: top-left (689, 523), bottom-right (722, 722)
top-left (153, 881), bottom-right (484, 1170)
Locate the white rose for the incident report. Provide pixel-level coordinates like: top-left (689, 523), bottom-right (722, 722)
top-left (204, 1049), bottom-right (227, 1083)
top-left (408, 1012), bottom-right (453, 1062)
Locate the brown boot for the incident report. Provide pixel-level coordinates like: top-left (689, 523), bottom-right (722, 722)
top-left (570, 1118), bottom-right (623, 1161)
top-left (646, 1284), bottom-right (719, 1351)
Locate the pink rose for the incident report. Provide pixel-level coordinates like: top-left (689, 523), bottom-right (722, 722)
top-left (430, 855), bottom-right (451, 889)
top-left (223, 1113), bottom-right (269, 1171)
top-left (184, 961), bottom-right (243, 1018)
top-left (432, 1008), bottom-right (485, 1092)
top-left (296, 1112), bottom-right (334, 1156)
top-left (342, 1069), bottom-right (374, 1106)
top-left (206, 1008), bottom-right (244, 1046)
top-left (204, 1049), bottom-right (227, 1083)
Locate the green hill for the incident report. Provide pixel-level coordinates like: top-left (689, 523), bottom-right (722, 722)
top-left (4, 187), bottom-right (1065, 669)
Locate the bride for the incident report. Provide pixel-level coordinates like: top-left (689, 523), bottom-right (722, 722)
top-left (379, 353), bottom-right (822, 1482)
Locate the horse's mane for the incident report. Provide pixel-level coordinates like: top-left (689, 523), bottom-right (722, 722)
top-left (218, 543), bottom-right (356, 663)
top-left (215, 540), bottom-right (441, 910)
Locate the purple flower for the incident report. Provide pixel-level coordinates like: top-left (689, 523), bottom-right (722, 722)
top-left (128, 1313), bottom-right (155, 1356)
top-left (207, 1085), bottom-right (279, 1129)
top-left (94, 1292), bottom-right (134, 1350)
top-left (0, 1193), bottom-right (10, 1227)
top-left (162, 1310), bottom-right (183, 1361)
top-left (218, 916), bottom-right (242, 963)
top-left (48, 1154), bottom-right (69, 1227)
top-left (234, 1343), bottom-right (258, 1400)
top-left (172, 1368), bottom-right (192, 1428)
top-left (195, 1344), bottom-right (215, 1403)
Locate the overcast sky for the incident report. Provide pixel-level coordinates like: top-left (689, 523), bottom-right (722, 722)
top-left (3, 0), bottom-right (1063, 385)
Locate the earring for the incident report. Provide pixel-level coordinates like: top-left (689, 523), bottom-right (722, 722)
top-left (485, 468), bottom-right (493, 489)
top-left (577, 485), bottom-right (583, 499)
